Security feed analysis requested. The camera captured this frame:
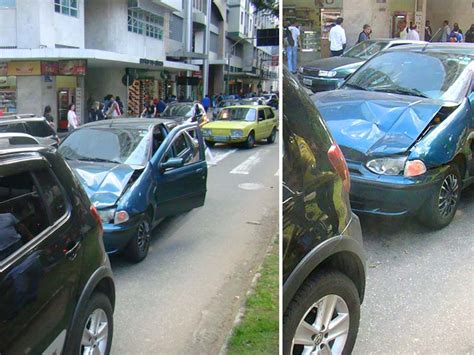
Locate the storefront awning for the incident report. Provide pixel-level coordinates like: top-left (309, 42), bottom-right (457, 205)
top-left (0, 48), bottom-right (199, 72)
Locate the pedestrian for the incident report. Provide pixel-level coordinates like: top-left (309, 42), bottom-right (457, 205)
top-left (43, 105), bottom-right (55, 129)
top-left (329, 17), bottom-right (346, 56)
top-left (407, 24), bottom-right (420, 41)
top-left (141, 99), bottom-right (156, 118)
top-left (201, 95), bottom-right (210, 113)
top-left (102, 94), bottom-right (113, 114)
top-left (67, 103), bottom-right (79, 131)
top-left (357, 24), bottom-right (371, 44)
top-left (97, 103), bottom-right (105, 120)
top-left (425, 20), bottom-right (432, 41)
top-left (115, 96), bottom-right (124, 116)
top-left (89, 102), bottom-right (98, 122)
top-left (449, 24), bottom-right (463, 43)
top-left (105, 97), bottom-right (121, 118)
top-left (156, 98), bottom-right (167, 116)
top-left (465, 24), bottom-right (474, 43)
top-left (441, 20), bottom-right (451, 42)
top-left (285, 20), bottom-right (300, 73)
top-left (398, 19), bottom-right (409, 39)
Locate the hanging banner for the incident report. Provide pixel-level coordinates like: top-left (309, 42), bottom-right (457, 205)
top-left (58, 60), bottom-right (87, 76)
top-left (7, 61), bottom-right (41, 76)
top-left (41, 61), bottom-right (59, 76)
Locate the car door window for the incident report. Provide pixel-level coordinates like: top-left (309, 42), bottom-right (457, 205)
top-left (0, 170), bottom-right (50, 262)
top-left (162, 130), bottom-right (199, 166)
top-left (0, 123), bottom-right (27, 134)
top-left (33, 169), bottom-right (67, 222)
top-left (264, 108), bottom-right (275, 119)
top-left (258, 109), bottom-right (265, 121)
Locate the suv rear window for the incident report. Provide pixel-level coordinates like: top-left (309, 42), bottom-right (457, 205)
top-left (0, 123), bottom-right (27, 134)
top-left (26, 121), bottom-right (55, 137)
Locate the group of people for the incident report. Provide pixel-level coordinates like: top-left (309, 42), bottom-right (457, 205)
top-left (437, 21), bottom-right (474, 43)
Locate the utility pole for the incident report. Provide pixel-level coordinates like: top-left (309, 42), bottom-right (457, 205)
top-left (184, 0), bottom-right (193, 99)
top-left (202, 0), bottom-right (212, 97)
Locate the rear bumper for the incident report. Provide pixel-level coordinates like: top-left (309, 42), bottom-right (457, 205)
top-left (298, 74), bottom-right (344, 92)
top-left (349, 167), bottom-right (446, 216)
top-left (102, 214), bottom-right (143, 254)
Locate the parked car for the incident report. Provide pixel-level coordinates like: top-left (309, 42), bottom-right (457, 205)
top-left (159, 102), bottom-right (209, 127)
top-left (312, 43), bottom-right (474, 228)
top-left (262, 93), bottom-right (279, 108)
top-left (213, 99), bottom-right (240, 117)
top-left (58, 118), bottom-right (208, 262)
top-left (283, 68), bottom-right (366, 355)
top-left (0, 114), bottom-right (59, 147)
top-left (202, 105), bottom-right (278, 148)
top-left (0, 134), bottom-right (115, 354)
top-left (299, 39), bottom-right (422, 92)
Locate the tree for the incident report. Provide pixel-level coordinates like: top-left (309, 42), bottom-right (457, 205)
top-left (250, 0), bottom-right (278, 18)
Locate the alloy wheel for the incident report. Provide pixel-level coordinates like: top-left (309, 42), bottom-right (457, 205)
top-left (438, 173), bottom-right (459, 217)
top-left (291, 294), bottom-right (350, 355)
top-left (81, 308), bottom-right (109, 355)
top-left (137, 220), bottom-right (151, 253)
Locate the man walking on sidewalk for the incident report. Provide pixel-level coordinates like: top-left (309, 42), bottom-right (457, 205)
top-left (285, 21), bottom-right (300, 73)
top-left (329, 17), bottom-right (346, 56)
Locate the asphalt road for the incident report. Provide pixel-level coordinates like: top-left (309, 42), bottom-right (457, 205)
top-left (354, 185), bottom-right (474, 354)
top-left (109, 139), bottom-right (279, 354)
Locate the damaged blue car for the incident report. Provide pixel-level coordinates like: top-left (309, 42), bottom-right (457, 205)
top-left (59, 119), bottom-right (208, 262)
top-left (312, 43), bottom-right (474, 228)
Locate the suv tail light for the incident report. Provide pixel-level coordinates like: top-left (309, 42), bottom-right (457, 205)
top-left (90, 205), bottom-right (103, 234)
top-left (327, 143), bottom-right (350, 193)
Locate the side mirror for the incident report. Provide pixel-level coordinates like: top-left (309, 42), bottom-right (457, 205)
top-left (160, 157), bottom-right (184, 172)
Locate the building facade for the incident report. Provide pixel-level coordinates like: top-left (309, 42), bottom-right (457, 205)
top-left (0, 0), bottom-right (278, 127)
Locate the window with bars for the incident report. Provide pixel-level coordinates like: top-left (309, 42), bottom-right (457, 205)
top-left (127, 5), bottom-right (164, 40)
top-left (54, 0), bottom-right (78, 17)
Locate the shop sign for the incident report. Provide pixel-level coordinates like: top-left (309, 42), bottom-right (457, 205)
top-left (0, 62), bottom-right (7, 76)
top-left (59, 60), bottom-right (87, 76)
top-left (7, 61), bottom-right (41, 76)
top-left (139, 58), bottom-right (163, 67)
top-left (41, 61), bottom-right (59, 76)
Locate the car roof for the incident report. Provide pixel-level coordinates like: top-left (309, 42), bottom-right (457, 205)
top-left (0, 116), bottom-right (49, 124)
top-left (0, 143), bottom-right (51, 157)
top-left (79, 118), bottom-right (176, 130)
top-left (223, 105), bottom-right (272, 109)
top-left (384, 42), bottom-right (474, 56)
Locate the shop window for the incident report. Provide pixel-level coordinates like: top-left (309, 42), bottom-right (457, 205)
top-left (54, 0), bottom-right (78, 17)
top-left (0, 76), bottom-right (17, 115)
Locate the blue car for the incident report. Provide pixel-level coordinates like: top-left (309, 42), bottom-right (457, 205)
top-left (312, 43), bottom-right (474, 229)
top-left (59, 119), bottom-right (208, 262)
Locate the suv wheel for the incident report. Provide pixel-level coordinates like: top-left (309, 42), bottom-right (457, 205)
top-left (418, 164), bottom-right (461, 229)
top-left (283, 271), bottom-right (360, 355)
top-left (124, 215), bottom-right (151, 263)
top-left (267, 128), bottom-right (277, 144)
top-left (244, 131), bottom-right (255, 149)
top-left (65, 292), bottom-right (113, 355)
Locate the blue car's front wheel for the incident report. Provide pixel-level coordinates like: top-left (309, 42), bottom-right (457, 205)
top-left (419, 164), bottom-right (461, 229)
top-left (124, 215), bottom-right (151, 263)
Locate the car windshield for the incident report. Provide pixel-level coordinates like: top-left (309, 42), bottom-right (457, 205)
top-left (59, 127), bottom-right (151, 167)
top-left (239, 99), bottom-right (259, 105)
top-left (217, 108), bottom-right (256, 122)
top-left (219, 101), bottom-right (237, 107)
top-left (344, 51), bottom-right (473, 102)
top-left (161, 104), bottom-right (193, 117)
top-left (343, 41), bottom-right (389, 60)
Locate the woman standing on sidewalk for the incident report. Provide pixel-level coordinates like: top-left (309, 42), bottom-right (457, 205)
top-left (67, 103), bottom-right (79, 131)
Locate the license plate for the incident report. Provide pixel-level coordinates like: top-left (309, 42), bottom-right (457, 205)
top-left (303, 78), bottom-right (312, 86)
top-left (213, 136), bottom-right (228, 142)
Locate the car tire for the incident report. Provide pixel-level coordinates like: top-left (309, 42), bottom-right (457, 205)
top-left (418, 164), bottom-right (462, 229)
top-left (205, 140), bottom-right (215, 148)
top-left (267, 128), bottom-right (277, 144)
top-left (244, 131), bottom-right (255, 149)
top-left (283, 271), bottom-right (360, 355)
top-left (124, 215), bottom-right (151, 263)
top-left (64, 292), bottom-right (113, 355)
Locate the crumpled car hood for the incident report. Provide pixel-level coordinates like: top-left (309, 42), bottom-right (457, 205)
top-left (313, 89), bottom-right (443, 158)
top-left (67, 160), bottom-right (137, 208)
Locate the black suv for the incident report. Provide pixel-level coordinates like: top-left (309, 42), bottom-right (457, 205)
top-left (0, 114), bottom-right (59, 147)
top-left (283, 68), bottom-right (366, 355)
top-left (0, 136), bottom-right (115, 354)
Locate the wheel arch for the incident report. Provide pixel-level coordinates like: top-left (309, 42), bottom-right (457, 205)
top-left (283, 236), bottom-right (366, 313)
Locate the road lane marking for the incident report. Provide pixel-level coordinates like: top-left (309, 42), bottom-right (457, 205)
top-left (274, 169), bottom-right (279, 176)
top-left (206, 148), bottom-right (237, 166)
top-left (230, 151), bottom-right (263, 175)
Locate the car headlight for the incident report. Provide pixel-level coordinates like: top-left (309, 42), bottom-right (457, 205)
top-left (202, 129), bottom-right (212, 136)
top-left (96, 208), bottom-right (130, 224)
top-left (318, 70), bottom-right (337, 78)
top-left (366, 156), bottom-right (407, 175)
top-left (230, 129), bottom-right (243, 137)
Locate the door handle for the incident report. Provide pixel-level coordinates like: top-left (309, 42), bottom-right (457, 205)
top-left (196, 168), bottom-right (204, 174)
top-left (65, 240), bottom-right (81, 260)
